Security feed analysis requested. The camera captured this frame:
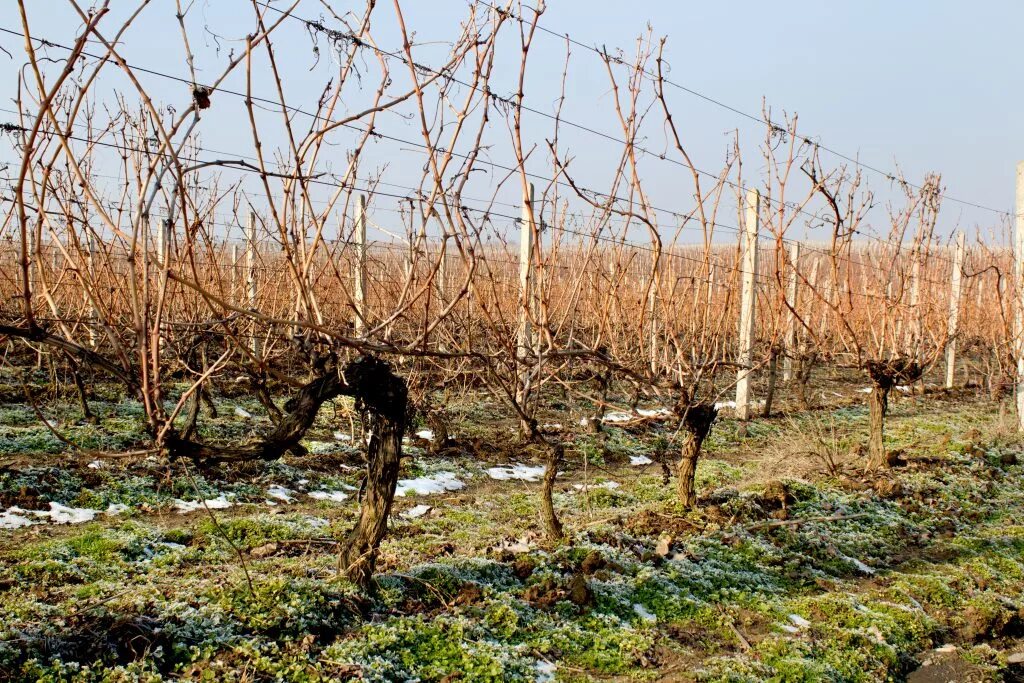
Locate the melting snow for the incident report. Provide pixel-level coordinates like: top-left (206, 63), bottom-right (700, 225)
top-left (173, 494), bottom-right (234, 514)
top-left (266, 485), bottom-right (296, 503)
top-left (395, 472), bottom-right (465, 496)
top-left (0, 507), bottom-right (37, 530)
top-left (486, 464), bottom-right (546, 481)
top-left (415, 429), bottom-right (434, 440)
top-left (233, 406), bottom-right (253, 419)
top-left (603, 407), bottom-right (673, 423)
top-left (1, 502), bottom-right (132, 530)
top-left (333, 431), bottom-right (352, 442)
top-left (630, 455), bottom-right (653, 466)
top-left (46, 502), bottom-right (98, 524)
top-left (308, 490), bottom-right (349, 503)
top-left (402, 504), bottom-right (432, 519)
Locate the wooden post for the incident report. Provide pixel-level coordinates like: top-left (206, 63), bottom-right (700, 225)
top-left (783, 241), bottom-right (800, 381)
top-left (1014, 162), bottom-right (1024, 429)
top-left (735, 189), bottom-right (759, 421)
top-left (516, 183), bottom-right (536, 433)
top-left (246, 211), bottom-right (260, 359)
top-left (945, 232), bottom-right (965, 389)
top-left (354, 194), bottom-right (367, 335)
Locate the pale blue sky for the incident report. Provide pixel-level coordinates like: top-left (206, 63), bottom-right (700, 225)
top-left (0, 1), bottom-right (1019, 244)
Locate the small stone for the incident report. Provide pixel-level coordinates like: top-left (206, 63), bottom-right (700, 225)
top-left (250, 542), bottom-right (279, 558)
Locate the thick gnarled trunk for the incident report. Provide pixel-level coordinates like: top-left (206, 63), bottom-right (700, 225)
top-left (541, 443), bottom-right (564, 542)
top-left (675, 404), bottom-right (718, 509)
top-left (867, 383), bottom-right (890, 470)
top-left (864, 357), bottom-right (922, 471)
top-left (340, 356), bottom-right (408, 588)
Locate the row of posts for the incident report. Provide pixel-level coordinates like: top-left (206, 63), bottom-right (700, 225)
top-left (515, 184), bottom-right (973, 423)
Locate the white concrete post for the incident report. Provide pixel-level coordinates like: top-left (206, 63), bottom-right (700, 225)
top-left (735, 188), bottom-right (760, 421)
top-left (516, 183), bottom-right (536, 429)
top-left (354, 194), bottom-right (367, 335)
top-left (245, 211), bottom-right (260, 359)
top-left (945, 232), bottom-right (965, 389)
top-left (1014, 162), bottom-right (1024, 429)
top-left (783, 241), bottom-right (800, 381)
top-left (87, 232), bottom-right (97, 348)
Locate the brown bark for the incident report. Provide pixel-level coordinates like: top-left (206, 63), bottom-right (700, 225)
top-left (864, 357), bottom-right (922, 471)
top-left (762, 346), bottom-right (779, 418)
top-left (793, 351), bottom-right (816, 411)
top-left (340, 356), bottom-right (408, 589)
top-left (66, 354), bottom-right (97, 424)
top-left (675, 404), bottom-right (718, 509)
top-left (867, 383), bottom-right (890, 470)
top-left (541, 443), bottom-right (564, 542)
top-left (166, 370), bottom-right (346, 462)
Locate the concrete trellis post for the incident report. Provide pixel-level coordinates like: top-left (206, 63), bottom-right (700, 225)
top-left (783, 241), bottom-right (800, 382)
top-left (87, 232), bottom-right (98, 348)
top-left (245, 211), bottom-right (260, 359)
top-left (1014, 162), bottom-right (1024, 429)
top-left (945, 232), bottom-right (965, 389)
top-left (516, 183), bottom-right (536, 431)
top-left (735, 188), bottom-right (760, 421)
top-left (354, 194), bottom-right (367, 335)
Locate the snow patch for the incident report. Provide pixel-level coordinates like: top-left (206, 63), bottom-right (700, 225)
top-left (415, 429), bottom-right (434, 440)
top-left (601, 407), bottom-right (672, 424)
top-left (46, 502), bottom-right (98, 524)
top-left (402, 504), bottom-right (432, 519)
top-left (308, 490), bottom-right (349, 503)
top-left (629, 455), bottom-right (653, 466)
top-left (395, 472), bottom-right (465, 496)
top-left (486, 464), bottom-right (546, 482)
top-left (333, 431), bottom-right (352, 442)
top-left (266, 485), bottom-right (296, 503)
top-left (173, 494), bottom-right (234, 514)
top-left (0, 507), bottom-right (38, 530)
top-left (233, 406), bottom-right (253, 419)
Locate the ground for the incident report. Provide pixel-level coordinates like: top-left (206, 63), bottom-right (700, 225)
top-left (1, 368), bottom-right (1024, 682)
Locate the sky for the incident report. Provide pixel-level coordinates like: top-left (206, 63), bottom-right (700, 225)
top-left (0, 0), bottom-right (1020, 246)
